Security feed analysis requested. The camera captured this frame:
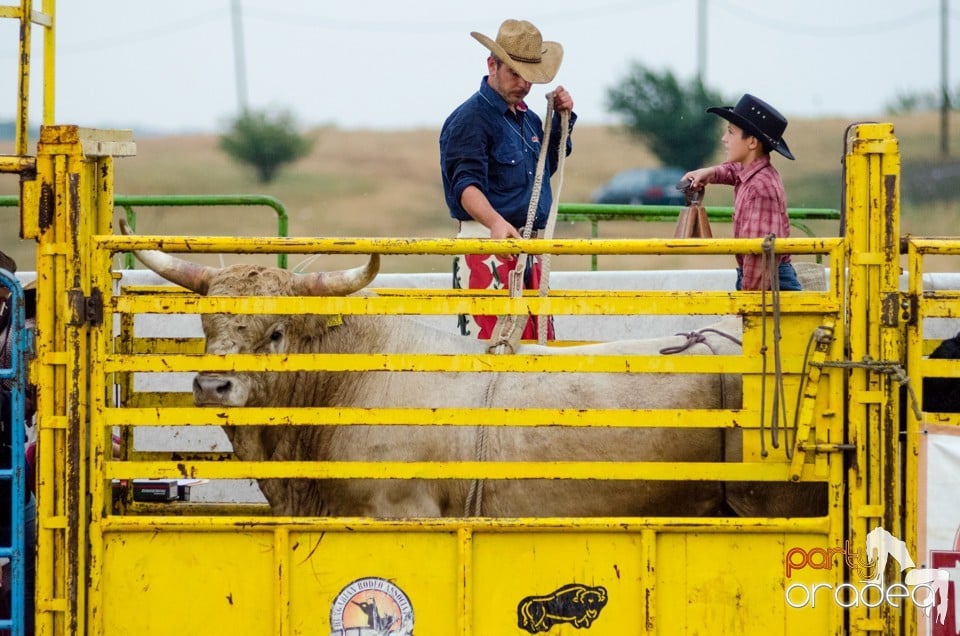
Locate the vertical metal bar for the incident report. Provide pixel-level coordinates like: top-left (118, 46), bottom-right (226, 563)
top-left (0, 271), bottom-right (28, 636)
top-left (32, 146), bottom-right (53, 636)
top-left (904, 241), bottom-right (923, 636)
top-left (640, 528), bottom-right (656, 635)
top-left (274, 528), bottom-right (290, 636)
top-left (15, 0), bottom-right (32, 156)
top-left (457, 526), bottom-right (472, 636)
top-left (590, 219), bottom-right (598, 271)
top-left (844, 124), bottom-right (871, 636)
top-left (843, 124), bottom-right (902, 635)
top-left (87, 154), bottom-right (115, 636)
top-left (41, 0), bottom-right (55, 126)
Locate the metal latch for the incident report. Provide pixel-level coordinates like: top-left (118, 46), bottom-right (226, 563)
top-left (68, 287), bottom-right (103, 326)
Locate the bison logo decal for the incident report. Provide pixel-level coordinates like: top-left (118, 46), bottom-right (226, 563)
top-left (517, 583), bottom-right (608, 633)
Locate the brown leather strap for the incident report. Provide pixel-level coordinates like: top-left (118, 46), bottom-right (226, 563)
top-left (673, 203), bottom-right (712, 238)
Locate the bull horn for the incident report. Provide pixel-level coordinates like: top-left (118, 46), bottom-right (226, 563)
top-left (294, 254), bottom-right (380, 296)
top-left (119, 218), bottom-right (215, 294)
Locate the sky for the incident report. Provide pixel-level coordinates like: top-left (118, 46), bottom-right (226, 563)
top-left (0, 1), bottom-right (956, 135)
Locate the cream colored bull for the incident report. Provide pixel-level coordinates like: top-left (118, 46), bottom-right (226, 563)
top-left (120, 220), bottom-right (824, 518)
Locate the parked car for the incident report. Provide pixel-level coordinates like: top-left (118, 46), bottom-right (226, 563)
top-left (590, 167), bottom-right (688, 205)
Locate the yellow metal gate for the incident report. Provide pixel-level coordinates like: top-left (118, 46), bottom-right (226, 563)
top-left (0, 2), bottom-right (950, 634)
top-left (13, 122), bottom-right (925, 636)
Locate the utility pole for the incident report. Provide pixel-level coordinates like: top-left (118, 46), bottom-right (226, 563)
top-left (231, 0), bottom-right (249, 114)
top-left (941, 0), bottom-right (949, 158)
top-left (697, 0), bottom-right (707, 84)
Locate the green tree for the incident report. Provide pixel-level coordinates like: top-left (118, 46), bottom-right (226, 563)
top-left (606, 64), bottom-right (725, 170)
top-left (219, 108), bottom-right (314, 183)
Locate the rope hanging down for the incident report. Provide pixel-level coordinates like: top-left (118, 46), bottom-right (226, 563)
top-left (758, 233), bottom-right (789, 458)
top-left (470, 96), bottom-right (569, 515)
top-left (487, 93), bottom-right (571, 354)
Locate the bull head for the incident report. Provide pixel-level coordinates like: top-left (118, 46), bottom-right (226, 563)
top-left (118, 218), bottom-right (381, 406)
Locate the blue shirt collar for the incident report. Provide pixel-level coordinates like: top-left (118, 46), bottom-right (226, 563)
top-left (477, 77), bottom-right (528, 117)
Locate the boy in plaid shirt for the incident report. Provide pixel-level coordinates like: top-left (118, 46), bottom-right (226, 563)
top-left (683, 93), bottom-right (801, 291)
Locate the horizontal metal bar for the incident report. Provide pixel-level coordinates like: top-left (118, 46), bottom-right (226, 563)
top-left (905, 238), bottom-right (960, 255)
top-left (99, 514), bottom-right (831, 532)
top-left (111, 291), bottom-right (840, 317)
top-left (105, 459), bottom-right (810, 481)
top-left (98, 234), bottom-right (840, 256)
top-left (0, 155), bottom-right (35, 174)
top-left (102, 352), bottom-right (762, 374)
top-left (104, 406), bottom-right (748, 428)
top-left (558, 203), bottom-right (840, 222)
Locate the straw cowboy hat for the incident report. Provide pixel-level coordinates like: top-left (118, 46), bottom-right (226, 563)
top-left (708, 93), bottom-right (795, 160)
top-left (471, 19), bottom-right (563, 84)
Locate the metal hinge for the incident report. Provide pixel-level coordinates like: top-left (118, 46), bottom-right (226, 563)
top-left (68, 287), bottom-right (103, 326)
top-left (880, 291), bottom-right (916, 327)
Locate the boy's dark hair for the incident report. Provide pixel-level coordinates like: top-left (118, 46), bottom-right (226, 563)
top-left (738, 129), bottom-right (773, 155)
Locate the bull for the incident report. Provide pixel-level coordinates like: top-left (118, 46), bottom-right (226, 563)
top-left (120, 220), bottom-right (824, 518)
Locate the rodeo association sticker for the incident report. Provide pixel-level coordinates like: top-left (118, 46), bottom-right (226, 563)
top-left (329, 577), bottom-right (414, 636)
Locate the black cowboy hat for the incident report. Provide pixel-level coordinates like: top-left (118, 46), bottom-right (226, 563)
top-left (708, 93), bottom-right (795, 160)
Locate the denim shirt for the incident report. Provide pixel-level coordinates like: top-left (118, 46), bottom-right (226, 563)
top-left (440, 77), bottom-right (575, 230)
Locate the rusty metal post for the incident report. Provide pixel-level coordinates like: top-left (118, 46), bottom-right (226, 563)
top-left (842, 123), bottom-right (904, 635)
top-left (30, 125), bottom-right (135, 636)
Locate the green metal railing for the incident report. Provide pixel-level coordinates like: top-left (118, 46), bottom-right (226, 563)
top-left (557, 203), bottom-right (841, 269)
top-left (114, 195), bottom-right (289, 269)
top-left (0, 193), bottom-right (290, 269)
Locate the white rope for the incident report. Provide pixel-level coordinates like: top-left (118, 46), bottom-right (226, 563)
top-left (537, 105), bottom-right (570, 345)
top-left (488, 93), bottom-right (569, 353)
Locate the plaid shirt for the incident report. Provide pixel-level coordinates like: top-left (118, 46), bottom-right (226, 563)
top-left (713, 156), bottom-right (791, 291)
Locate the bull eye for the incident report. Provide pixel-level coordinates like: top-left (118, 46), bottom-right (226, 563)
top-left (270, 329), bottom-right (283, 342)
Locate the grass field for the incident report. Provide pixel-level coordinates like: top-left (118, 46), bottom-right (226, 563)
top-left (1, 111), bottom-right (959, 274)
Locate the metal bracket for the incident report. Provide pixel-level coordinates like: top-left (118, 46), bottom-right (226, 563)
top-left (880, 292), bottom-right (897, 326)
top-left (899, 292), bottom-right (917, 326)
top-left (68, 287), bottom-right (103, 327)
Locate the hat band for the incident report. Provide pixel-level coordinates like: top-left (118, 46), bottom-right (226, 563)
top-left (508, 52), bottom-right (542, 64)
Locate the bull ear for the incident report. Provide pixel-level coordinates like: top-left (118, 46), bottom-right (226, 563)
top-left (294, 254), bottom-right (380, 296)
top-left (118, 218), bottom-right (215, 295)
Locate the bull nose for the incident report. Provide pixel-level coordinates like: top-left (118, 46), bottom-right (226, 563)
top-left (193, 374), bottom-right (233, 403)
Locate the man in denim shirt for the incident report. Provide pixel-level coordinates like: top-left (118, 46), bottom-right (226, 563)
top-left (440, 19), bottom-right (576, 340)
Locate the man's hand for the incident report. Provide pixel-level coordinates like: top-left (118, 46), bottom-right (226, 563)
top-left (551, 85), bottom-right (574, 112)
top-left (489, 219), bottom-right (521, 240)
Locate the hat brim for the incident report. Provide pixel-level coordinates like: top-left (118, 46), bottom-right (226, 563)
top-left (708, 106), bottom-right (795, 160)
top-left (471, 31), bottom-right (563, 84)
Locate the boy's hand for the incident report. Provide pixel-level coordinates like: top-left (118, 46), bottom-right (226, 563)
top-left (683, 167), bottom-right (715, 189)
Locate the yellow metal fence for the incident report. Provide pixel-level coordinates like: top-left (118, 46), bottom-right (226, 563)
top-left (21, 123), bottom-right (940, 636)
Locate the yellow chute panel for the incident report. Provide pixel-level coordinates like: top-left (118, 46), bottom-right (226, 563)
top-left (100, 530), bottom-right (275, 635)
top-left (656, 532), bottom-right (836, 634)
top-left (288, 530), bottom-right (460, 635)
